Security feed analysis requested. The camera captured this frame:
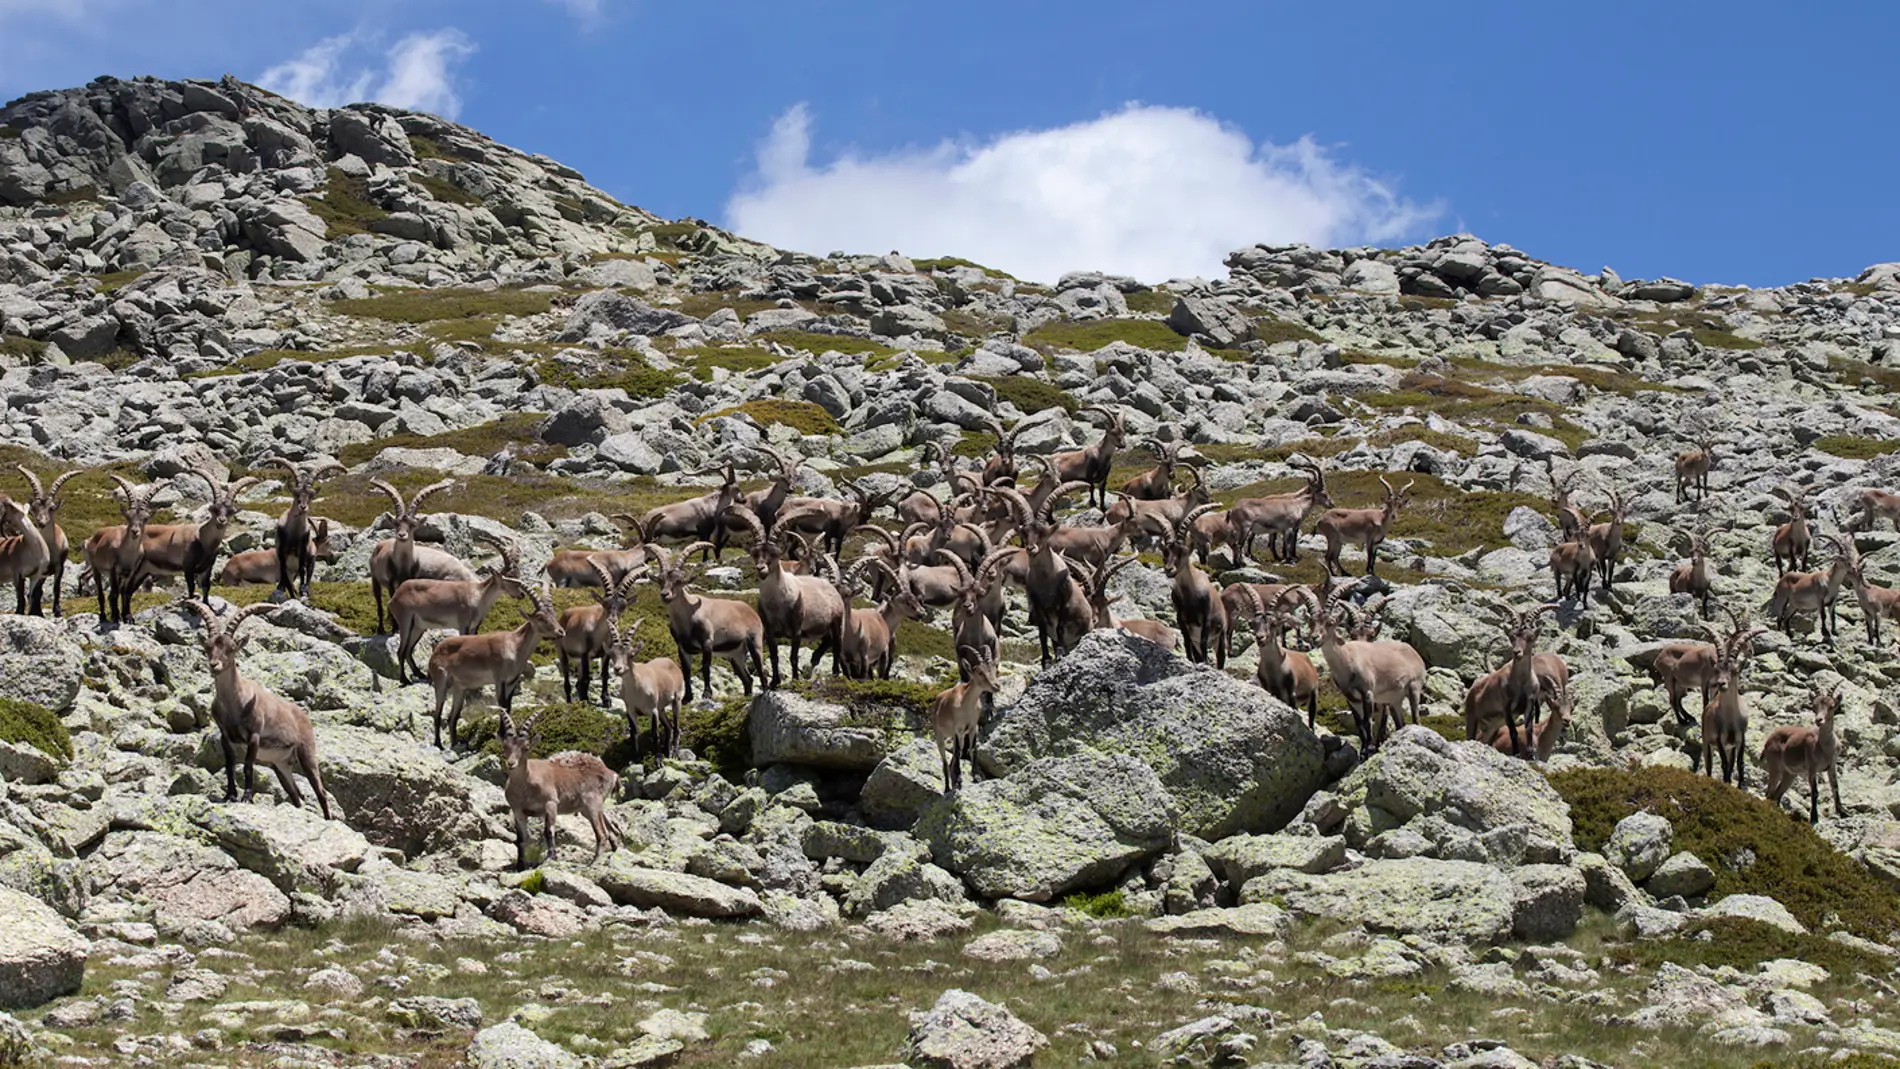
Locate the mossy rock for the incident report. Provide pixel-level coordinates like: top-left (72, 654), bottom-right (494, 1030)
top-left (1549, 765), bottom-right (1900, 939)
top-left (0, 697), bottom-right (72, 761)
top-left (463, 701), bottom-right (639, 770)
top-left (302, 167), bottom-right (387, 236)
top-left (1616, 916), bottom-right (1893, 978)
top-left (680, 696), bottom-right (753, 781)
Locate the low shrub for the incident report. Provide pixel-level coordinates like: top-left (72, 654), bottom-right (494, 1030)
top-left (411, 171), bottom-right (481, 207)
top-left (1548, 765), bottom-right (1900, 939)
top-left (1613, 917), bottom-right (1892, 977)
top-left (681, 696), bottom-right (753, 780)
top-left (970, 374), bottom-right (1079, 416)
top-left (536, 351), bottom-right (684, 399)
top-left (677, 344), bottom-right (779, 381)
top-left (755, 331), bottom-right (894, 358)
top-left (0, 697), bottom-right (72, 761)
top-left (463, 701), bottom-right (638, 770)
top-left (700, 399), bottom-right (838, 436)
top-left (1252, 317), bottom-right (1324, 345)
top-left (1, 335), bottom-right (47, 362)
top-left (1023, 318), bottom-right (1187, 354)
top-left (302, 167), bottom-right (387, 236)
top-left (331, 286), bottom-right (553, 324)
top-left (1814, 435), bottom-right (1900, 459)
top-left (1062, 890), bottom-right (1133, 919)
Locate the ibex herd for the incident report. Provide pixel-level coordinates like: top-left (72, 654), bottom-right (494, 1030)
top-left (1, 407), bottom-right (1883, 861)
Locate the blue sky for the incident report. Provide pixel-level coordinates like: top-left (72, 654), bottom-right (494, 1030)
top-left (3, 1), bottom-right (1895, 286)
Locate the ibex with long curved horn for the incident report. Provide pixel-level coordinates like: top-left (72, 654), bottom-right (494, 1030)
top-left (389, 531), bottom-right (524, 685)
top-left (368, 478), bottom-right (460, 634)
top-left (1082, 553), bottom-right (1178, 650)
top-left (261, 457), bottom-right (344, 597)
top-left (1544, 458), bottom-right (1587, 543)
top-left (732, 504), bottom-right (847, 686)
top-left (1702, 606), bottom-right (1765, 790)
top-left (179, 600), bottom-right (330, 818)
top-left (982, 416), bottom-right (1039, 487)
top-left (13, 466), bottom-right (80, 616)
top-left (83, 475), bottom-right (162, 624)
top-left (639, 461), bottom-right (741, 561)
top-left (545, 513), bottom-right (647, 589)
top-left (833, 556), bottom-right (926, 680)
top-left (425, 580), bottom-right (565, 750)
top-left (556, 558), bottom-right (645, 706)
top-left (1227, 457), bottom-right (1331, 563)
top-left (1766, 532), bottom-right (1853, 644)
top-left (1119, 434), bottom-right (1186, 501)
top-left (1317, 475), bottom-right (1413, 578)
top-left (128, 466), bottom-right (258, 603)
top-left (1163, 503), bottom-right (1227, 666)
top-left (1049, 404), bottom-right (1126, 510)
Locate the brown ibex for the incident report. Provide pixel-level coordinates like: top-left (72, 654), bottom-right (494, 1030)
top-left (1649, 639), bottom-right (1720, 727)
top-left (1669, 528), bottom-right (1715, 618)
top-left (1770, 485), bottom-right (1812, 575)
top-left (608, 616), bottom-right (686, 759)
top-left (1317, 476), bottom-right (1413, 578)
top-left (556, 559), bottom-right (644, 706)
top-left (1081, 553), bottom-right (1178, 651)
top-left (1462, 604), bottom-right (1562, 756)
top-left (833, 556), bottom-right (926, 680)
top-left (1163, 503), bottom-right (1228, 666)
top-left (83, 475), bottom-right (162, 625)
top-left (0, 495), bottom-right (50, 619)
top-left (368, 478), bottom-right (460, 634)
top-left (646, 541), bottom-right (768, 702)
top-left (128, 466), bottom-right (258, 603)
top-left (1674, 436), bottom-right (1714, 502)
top-left (179, 600), bottom-right (330, 818)
top-left (1119, 434), bottom-right (1187, 501)
top-left (13, 466), bottom-right (80, 616)
top-left (1550, 528), bottom-right (1597, 607)
top-left (389, 531), bottom-right (526, 685)
top-left (1049, 404), bottom-right (1126, 510)
top-left (1239, 585), bottom-right (1316, 723)
top-left (496, 707), bottom-right (621, 870)
top-left (981, 417), bottom-right (1038, 487)
top-left (931, 644), bottom-right (999, 792)
top-left (1226, 457), bottom-right (1330, 563)
top-left (638, 462), bottom-right (741, 561)
top-left (545, 514), bottom-right (646, 589)
top-left (1584, 490), bottom-right (1628, 595)
top-left (1853, 488), bottom-right (1900, 533)
top-left (1486, 673), bottom-right (1571, 762)
top-left (1766, 532), bottom-right (1853, 643)
top-left (261, 457), bottom-right (344, 597)
top-left (1762, 685), bottom-right (1843, 824)
top-left (425, 581), bottom-right (565, 750)
top-left (1300, 584), bottom-right (1426, 753)
top-left (1849, 556), bottom-right (1900, 646)
top-left (1544, 459), bottom-right (1587, 543)
top-left (732, 505), bottom-right (847, 686)
top-left (1702, 608), bottom-right (1765, 789)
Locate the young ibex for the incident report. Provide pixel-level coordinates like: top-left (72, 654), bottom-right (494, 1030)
top-left (1544, 459), bottom-right (1587, 543)
top-left (1766, 532), bottom-right (1853, 643)
top-left (368, 478), bottom-right (460, 633)
top-left (557, 559), bottom-right (645, 706)
top-left (129, 466), bottom-right (258, 602)
top-left (1300, 584), bottom-right (1426, 753)
top-left (1221, 581), bottom-right (1298, 658)
top-left (646, 541), bottom-right (768, 702)
top-left (1317, 476), bottom-right (1413, 578)
top-left (179, 600), bottom-right (330, 818)
top-left (1853, 487), bottom-right (1900, 533)
top-left (261, 457), bottom-right (344, 597)
top-left (1770, 485), bottom-right (1812, 575)
top-left (1239, 585), bottom-right (1317, 724)
top-left (1762, 685), bottom-right (1843, 824)
top-left (731, 505), bottom-right (847, 686)
top-left (833, 556), bottom-right (926, 680)
top-left (608, 616), bottom-right (686, 759)
top-left (1674, 436), bottom-right (1714, 503)
top-left (545, 514), bottom-right (646, 589)
top-left (1119, 434), bottom-right (1187, 501)
top-left (1462, 604), bottom-right (1561, 755)
top-left (1227, 457), bottom-right (1330, 563)
top-left (1049, 404), bottom-right (1127, 510)
top-left (936, 547), bottom-right (1016, 670)
top-left (1081, 553), bottom-right (1178, 651)
top-left (1550, 527), bottom-right (1597, 607)
top-left (1669, 528), bottom-right (1715, 618)
top-left (1584, 490), bottom-right (1629, 595)
top-left (638, 462), bottom-right (741, 561)
top-left (425, 581), bottom-right (564, 750)
top-left (221, 519), bottom-right (335, 586)
top-left (1486, 674), bottom-right (1571, 762)
top-left (1650, 639), bottom-right (1720, 726)
top-left (1702, 608), bottom-right (1765, 789)
top-left (1849, 556), bottom-right (1900, 646)
top-left (931, 644), bottom-right (999, 792)
top-left (1163, 503), bottom-right (1228, 666)
top-left (0, 495), bottom-right (50, 618)
top-left (495, 707), bottom-right (621, 870)
top-left (390, 532), bottom-right (525, 684)
top-left (84, 475), bottom-right (162, 624)
top-left (13, 466), bottom-right (80, 616)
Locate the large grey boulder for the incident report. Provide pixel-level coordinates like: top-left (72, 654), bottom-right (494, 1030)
top-left (1342, 258), bottom-right (1400, 295)
top-left (1511, 864), bottom-right (1585, 940)
top-left (1329, 726), bottom-right (1573, 865)
top-left (861, 738), bottom-right (947, 829)
top-left (556, 290), bottom-right (693, 341)
top-left (0, 887), bottom-right (87, 1009)
top-left (182, 799), bottom-right (373, 895)
top-left (593, 861), bottom-right (762, 917)
top-left (979, 630), bottom-right (1323, 838)
top-left (89, 830), bottom-right (292, 934)
top-left (1167, 295), bottom-right (1252, 349)
top-left (315, 726), bottom-right (494, 858)
top-left (0, 616), bottom-right (83, 712)
top-left (749, 691), bottom-right (892, 772)
top-left (539, 393), bottom-right (631, 446)
top-left (327, 111), bottom-right (414, 167)
top-left (1244, 857), bottom-right (1519, 943)
top-left (901, 989), bottom-right (1048, 1069)
top-left (1605, 812), bottom-right (1673, 882)
top-left (467, 1021), bottom-right (584, 1069)
top-left (916, 751), bottom-right (1176, 901)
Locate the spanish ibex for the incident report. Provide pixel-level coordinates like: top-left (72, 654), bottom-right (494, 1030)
top-left (262, 457), bottom-right (344, 597)
top-left (1544, 459), bottom-right (1586, 543)
top-left (179, 601), bottom-right (330, 818)
top-left (1674, 436), bottom-right (1714, 502)
top-left (1649, 638), bottom-right (1720, 726)
top-left (1584, 490), bottom-right (1628, 595)
top-left (221, 520), bottom-right (334, 587)
top-left (1770, 485), bottom-right (1812, 575)
top-left (1239, 585), bottom-right (1317, 724)
top-left (608, 616), bottom-right (686, 759)
top-left (424, 580), bottom-right (564, 750)
top-left (1163, 503), bottom-right (1227, 665)
top-left (1317, 476), bottom-right (1412, 577)
top-left (556, 558), bottom-right (644, 706)
top-left (1762, 685), bottom-right (1843, 824)
top-left (931, 644), bottom-right (999, 792)
top-left (1669, 528), bottom-right (1715, 618)
top-left (833, 556), bottom-right (925, 680)
top-left (637, 461), bottom-right (741, 561)
top-left (1050, 404), bottom-right (1126, 510)
top-left (496, 707), bottom-right (621, 870)
top-left (368, 478), bottom-right (460, 634)
top-left (1702, 607), bottom-right (1765, 789)
top-left (1301, 584), bottom-right (1426, 753)
top-left (1463, 604), bottom-right (1562, 756)
top-left (1849, 555), bottom-right (1900, 646)
top-left (83, 475), bottom-right (161, 624)
top-left (1853, 487), bottom-right (1900, 533)
top-left (129, 466), bottom-right (257, 602)
top-left (545, 514), bottom-right (646, 589)
top-left (1119, 433), bottom-right (1188, 501)
top-left (1766, 532), bottom-right (1853, 643)
top-left (390, 531), bottom-right (525, 685)
top-left (0, 495), bottom-right (50, 619)
top-left (1550, 527), bottom-right (1597, 607)
top-left (1226, 457), bottom-right (1330, 563)
top-left (1486, 674), bottom-right (1571, 762)
top-left (1081, 553), bottom-right (1177, 650)
top-left (646, 541), bottom-right (768, 702)
top-left (981, 417), bottom-right (1037, 487)
top-left (732, 504), bottom-right (846, 686)
top-left (13, 466), bottom-right (80, 616)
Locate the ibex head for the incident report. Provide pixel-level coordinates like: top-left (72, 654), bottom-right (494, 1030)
top-left (180, 600), bottom-right (278, 674)
top-left (956, 642), bottom-right (999, 691)
top-left (16, 466), bottom-right (82, 529)
top-left (109, 475), bottom-right (163, 538)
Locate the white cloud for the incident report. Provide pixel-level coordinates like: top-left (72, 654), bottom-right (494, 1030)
top-left (725, 103), bottom-right (1443, 284)
top-left (258, 29), bottom-right (476, 119)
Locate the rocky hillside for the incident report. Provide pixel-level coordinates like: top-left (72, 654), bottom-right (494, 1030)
top-left (4, 75), bottom-right (1900, 1068)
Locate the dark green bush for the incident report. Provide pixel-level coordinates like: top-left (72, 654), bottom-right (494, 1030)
top-left (1549, 765), bottom-right (1900, 938)
top-left (0, 698), bottom-right (72, 761)
top-left (1062, 890), bottom-right (1132, 918)
top-left (681, 696), bottom-right (752, 780)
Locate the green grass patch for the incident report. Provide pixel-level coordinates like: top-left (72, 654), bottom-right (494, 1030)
top-left (408, 134), bottom-right (478, 162)
top-left (1, 334), bottom-right (48, 363)
top-left (969, 374), bottom-right (1079, 416)
top-left (301, 167), bottom-right (386, 236)
top-left (940, 308), bottom-right (1007, 338)
top-left (677, 344), bottom-right (779, 381)
top-left (460, 701), bottom-right (639, 771)
top-left (1612, 917), bottom-right (1893, 979)
top-left (1123, 289), bottom-right (1175, 316)
top-left (700, 399), bottom-right (838, 436)
top-left (756, 331), bottom-right (895, 358)
top-left (1023, 317), bottom-right (1187, 354)
top-left (673, 290), bottom-right (826, 322)
top-left (682, 696), bottom-right (753, 781)
top-left (893, 616), bottom-right (959, 662)
top-left (42, 185), bottom-right (100, 206)
top-left (793, 675), bottom-right (948, 731)
top-left (94, 269), bottom-right (146, 293)
top-left (1549, 765), bottom-right (1900, 939)
top-left (535, 349), bottom-right (683, 399)
top-left (331, 285), bottom-right (554, 324)
top-left (1830, 356), bottom-right (1900, 396)
top-left (1815, 435), bottom-right (1900, 460)
top-left (910, 256), bottom-right (1018, 280)
top-left (0, 697), bottom-right (72, 760)
top-left (1358, 370), bottom-right (1589, 451)
top-left (334, 412), bottom-right (562, 468)
top-left (1399, 295), bottom-right (1459, 311)
top-left (1623, 308), bottom-right (1764, 351)
top-left (0, 126), bottom-right (19, 140)
top-left (410, 170), bottom-right (481, 206)
top-left (1062, 889), bottom-right (1133, 919)
top-left (1253, 316), bottom-right (1324, 345)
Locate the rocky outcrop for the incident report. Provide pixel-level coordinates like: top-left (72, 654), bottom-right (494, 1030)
top-left (0, 887), bottom-right (87, 1009)
top-left (901, 989), bottom-right (1048, 1069)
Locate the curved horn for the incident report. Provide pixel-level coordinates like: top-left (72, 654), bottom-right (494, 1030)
top-left (223, 476), bottom-right (259, 503)
top-left (46, 470), bottom-right (82, 499)
top-left (679, 540), bottom-right (716, 562)
top-left (13, 466), bottom-right (42, 500)
top-left (975, 547), bottom-right (1016, 588)
top-left (177, 598), bottom-right (220, 636)
top-left (407, 478), bottom-right (456, 516)
top-left (227, 602), bottom-right (281, 634)
top-left (1240, 583), bottom-right (1266, 620)
top-left (726, 504), bottom-right (766, 542)
top-left (369, 478), bottom-right (406, 518)
top-left (990, 487), bottom-right (1033, 537)
top-left (933, 548), bottom-right (975, 590)
top-left (1179, 502), bottom-right (1222, 539)
top-left (613, 565), bottom-right (648, 600)
top-left (1042, 480), bottom-right (1093, 524)
top-left (587, 555), bottom-right (617, 590)
top-left (955, 521), bottom-right (993, 558)
top-left (853, 523), bottom-right (900, 554)
top-left (264, 456), bottom-right (300, 477)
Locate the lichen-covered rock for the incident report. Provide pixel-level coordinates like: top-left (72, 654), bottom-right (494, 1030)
top-left (1605, 812), bottom-right (1673, 882)
top-left (916, 751), bottom-right (1176, 902)
top-left (467, 1021), bottom-right (584, 1069)
top-left (979, 630), bottom-right (1323, 838)
top-left (1510, 863), bottom-right (1585, 940)
top-left (1645, 851), bottom-right (1715, 899)
top-left (861, 738), bottom-right (947, 829)
top-left (1244, 857), bottom-right (1518, 943)
top-left (0, 887), bottom-right (87, 1009)
top-left (0, 617), bottom-right (83, 713)
top-left (901, 989), bottom-right (1048, 1069)
top-left (593, 861), bottom-right (762, 917)
top-left (843, 847), bottom-right (968, 917)
top-left (181, 799), bottom-right (373, 894)
top-left (1146, 901), bottom-right (1292, 939)
top-left (313, 726), bottom-right (494, 858)
top-left (88, 831), bottom-right (291, 934)
top-left (1702, 894), bottom-right (1807, 935)
top-left (749, 691), bottom-right (892, 772)
top-left (1201, 832), bottom-right (1345, 883)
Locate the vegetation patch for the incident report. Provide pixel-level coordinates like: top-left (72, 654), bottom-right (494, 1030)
top-left (1549, 765), bottom-right (1900, 939)
top-left (1623, 308), bottom-right (1764, 351)
top-left (1, 334), bottom-right (48, 363)
top-left (682, 696), bottom-right (753, 781)
top-left (911, 256), bottom-right (1018, 280)
top-left (536, 350), bottom-right (683, 399)
top-left (1814, 435), bottom-right (1900, 459)
top-left (1359, 370), bottom-right (1590, 451)
top-left (755, 331), bottom-right (894, 358)
top-left (673, 290), bottom-right (826, 322)
top-left (42, 185), bottom-right (100, 206)
top-left (410, 170), bottom-right (481, 207)
top-left (1023, 318), bottom-right (1187, 354)
top-left (1399, 295), bottom-right (1460, 311)
top-left (1062, 889), bottom-right (1133, 919)
top-left (95, 269), bottom-right (147, 293)
top-left (462, 701), bottom-right (638, 770)
top-left (408, 134), bottom-right (478, 162)
top-left (332, 285), bottom-right (554, 324)
top-left (302, 167), bottom-right (387, 236)
top-left (700, 399), bottom-right (838, 436)
top-left (795, 676), bottom-right (947, 732)
top-left (1123, 289), bottom-right (1176, 316)
top-left (970, 374), bottom-right (1079, 416)
top-left (1212, 469), bottom-right (1549, 557)
top-left (334, 412), bottom-right (562, 468)
top-left (1253, 316), bottom-right (1325, 345)
top-left (677, 344), bottom-right (780, 382)
top-left (0, 697), bottom-right (72, 761)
